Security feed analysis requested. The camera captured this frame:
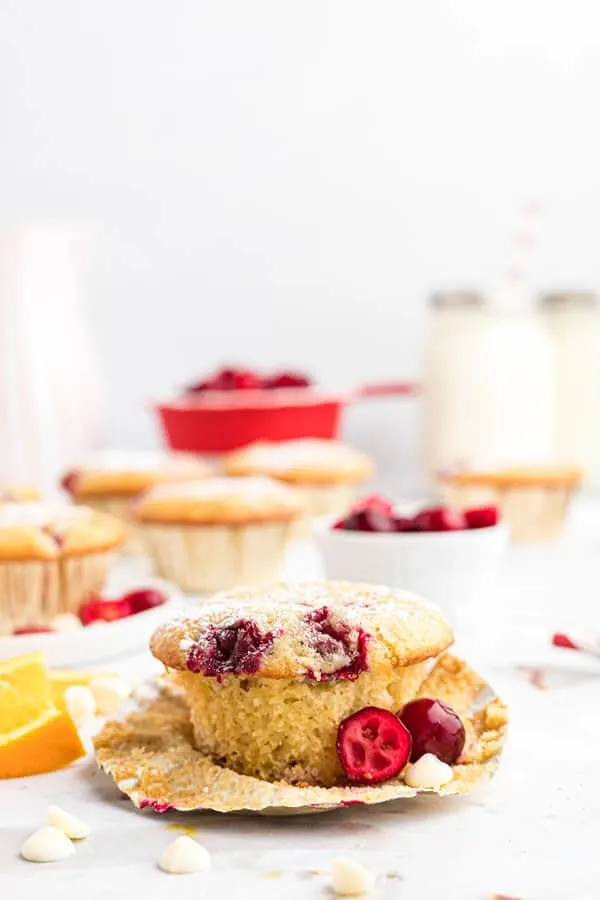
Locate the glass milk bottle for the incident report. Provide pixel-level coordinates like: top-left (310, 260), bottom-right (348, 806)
top-left (541, 291), bottom-right (600, 488)
top-left (423, 290), bottom-right (555, 480)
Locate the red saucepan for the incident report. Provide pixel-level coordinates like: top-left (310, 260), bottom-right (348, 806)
top-left (155, 381), bottom-right (419, 454)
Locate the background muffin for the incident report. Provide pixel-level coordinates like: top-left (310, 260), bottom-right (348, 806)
top-left (224, 438), bottom-right (373, 521)
top-left (0, 502), bottom-right (125, 634)
top-left (134, 476), bottom-right (304, 593)
top-left (61, 450), bottom-right (212, 553)
top-left (151, 580), bottom-right (453, 786)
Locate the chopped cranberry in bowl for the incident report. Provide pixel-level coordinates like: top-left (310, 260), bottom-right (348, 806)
top-left (316, 495), bottom-right (508, 627)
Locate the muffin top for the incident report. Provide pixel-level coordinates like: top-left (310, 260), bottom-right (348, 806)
top-left (133, 476), bottom-right (304, 525)
top-left (62, 450), bottom-right (212, 498)
top-left (150, 580), bottom-right (453, 680)
top-left (0, 484), bottom-right (41, 503)
top-left (0, 502), bottom-right (126, 560)
top-left (448, 464), bottom-right (581, 488)
top-left (224, 439), bottom-right (373, 485)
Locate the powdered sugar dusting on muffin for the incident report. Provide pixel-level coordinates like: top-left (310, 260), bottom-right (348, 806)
top-left (0, 502), bottom-right (91, 527)
top-left (234, 440), bottom-right (364, 474)
top-left (145, 476), bottom-right (298, 506)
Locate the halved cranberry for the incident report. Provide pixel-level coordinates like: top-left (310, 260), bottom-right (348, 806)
top-left (464, 505), bottom-right (499, 529)
top-left (79, 596), bottom-right (133, 626)
top-left (262, 371), bottom-right (312, 389)
top-left (399, 698), bottom-right (466, 764)
top-left (186, 619), bottom-right (276, 676)
top-left (412, 506), bottom-right (466, 532)
top-left (337, 707), bottom-right (412, 784)
top-left (351, 494), bottom-right (394, 516)
top-left (61, 470), bottom-right (79, 495)
top-left (120, 588), bottom-right (168, 614)
top-left (333, 508), bottom-right (395, 533)
top-left (13, 624), bottom-right (54, 635)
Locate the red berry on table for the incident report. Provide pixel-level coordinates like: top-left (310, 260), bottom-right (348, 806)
top-left (13, 625), bottom-right (54, 635)
top-left (399, 698), bottom-right (466, 764)
top-left (412, 506), bottom-right (466, 532)
top-left (79, 596), bottom-right (133, 626)
top-left (464, 505), bottom-right (499, 529)
top-left (262, 371), bottom-right (312, 389)
top-left (333, 508), bottom-right (395, 533)
top-left (120, 588), bottom-right (168, 614)
top-left (337, 706), bottom-right (412, 784)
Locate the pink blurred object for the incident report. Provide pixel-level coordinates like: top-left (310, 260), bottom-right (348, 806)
top-left (552, 632), bottom-right (600, 661)
top-left (0, 222), bottom-right (107, 493)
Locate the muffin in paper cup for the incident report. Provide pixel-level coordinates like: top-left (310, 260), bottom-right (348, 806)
top-left (223, 439), bottom-right (373, 525)
top-left (96, 580), bottom-right (508, 813)
top-left (440, 464), bottom-right (581, 542)
top-left (95, 583), bottom-right (507, 814)
top-left (61, 449), bottom-right (212, 554)
top-left (133, 477), bottom-right (304, 593)
top-left (0, 502), bottom-right (125, 634)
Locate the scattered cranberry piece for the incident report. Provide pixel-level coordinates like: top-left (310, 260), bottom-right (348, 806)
top-left (411, 505), bottom-right (466, 532)
top-left (337, 707), bottom-right (412, 784)
top-left (61, 470), bottom-right (79, 495)
top-left (399, 698), bottom-right (466, 764)
top-left (121, 588), bottom-right (168, 614)
top-left (13, 624), bottom-right (54, 635)
top-left (305, 606), bottom-right (369, 680)
top-left (79, 596), bottom-right (133, 626)
top-left (333, 508), bottom-right (395, 533)
top-left (186, 619), bottom-right (277, 676)
top-left (464, 505), bottom-right (499, 529)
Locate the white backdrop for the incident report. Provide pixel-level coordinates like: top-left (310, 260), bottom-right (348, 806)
top-left (1, 0), bottom-right (599, 490)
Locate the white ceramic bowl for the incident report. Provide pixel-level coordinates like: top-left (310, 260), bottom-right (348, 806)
top-left (314, 516), bottom-right (509, 628)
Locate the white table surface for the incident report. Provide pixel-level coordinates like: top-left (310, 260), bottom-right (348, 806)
top-left (2, 500), bottom-right (600, 899)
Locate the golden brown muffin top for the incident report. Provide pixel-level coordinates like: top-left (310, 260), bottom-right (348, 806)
top-left (224, 439), bottom-right (373, 485)
top-left (0, 502), bottom-right (126, 560)
top-left (63, 450), bottom-right (212, 498)
top-left (0, 484), bottom-right (41, 502)
top-left (150, 580), bottom-right (453, 681)
top-left (133, 476), bottom-right (304, 525)
top-left (447, 464), bottom-right (581, 488)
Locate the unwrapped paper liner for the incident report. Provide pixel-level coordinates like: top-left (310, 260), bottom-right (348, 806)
top-left (94, 654), bottom-right (507, 815)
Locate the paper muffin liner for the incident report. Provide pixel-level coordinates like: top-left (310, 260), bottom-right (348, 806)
top-left (60, 550), bottom-right (115, 614)
top-left (94, 654), bottom-right (507, 815)
top-left (76, 496), bottom-right (143, 555)
top-left (0, 559), bottom-right (61, 633)
top-left (442, 482), bottom-right (575, 542)
top-left (138, 521), bottom-right (293, 593)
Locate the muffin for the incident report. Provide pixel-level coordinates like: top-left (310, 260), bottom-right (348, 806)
top-left (62, 450), bottom-right (212, 553)
top-left (224, 438), bottom-right (373, 521)
top-left (133, 477), bottom-right (303, 593)
top-left (0, 502), bottom-right (125, 634)
top-left (440, 465), bottom-right (581, 542)
top-left (150, 581), bottom-right (454, 787)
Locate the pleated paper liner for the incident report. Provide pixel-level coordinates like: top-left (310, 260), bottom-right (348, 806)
top-left (94, 654), bottom-right (507, 816)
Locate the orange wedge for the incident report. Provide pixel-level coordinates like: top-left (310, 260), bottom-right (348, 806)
top-left (49, 669), bottom-right (117, 711)
top-left (0, 652), bottom-right (50, 705)
top-left (0, 706), bottom-right (86, 778)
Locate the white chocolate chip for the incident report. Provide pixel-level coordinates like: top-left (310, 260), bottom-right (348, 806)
top-left (45, 804), bottom-right (90, 840)
top-left (331, 858), bottom-right (375, 896)
top-left (20, 827), bottom-right (75, 863)
top-left (50, 613), bottom-right (83, 632)
top-left (158, 836), bottom-right (211, 874)
top-left (64, 685), bottom-right (96, 724)
top-left (404, 753), bottom-right (454, 790)
top-left (88, 677), bottom-right (131, 715)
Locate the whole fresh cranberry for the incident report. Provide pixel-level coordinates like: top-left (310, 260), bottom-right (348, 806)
top-left (464, 505), bottom-right (499, 529)
top-left (120, 588), bottom-right (168, 614)
top-left (262, 371), bottom-right (312, 389)
top-left (351, 494), bottom-right (394, 516)
top-left (399, 698), bottom-right (466, 764)
top-left (13, 624), bottom-right (54, 635)
top-left (187, 367), bottom-right (261, 392)
top-left (392, 515), bottom-right (418, 532)
top-left (333, 507), bottom-right (395, 533)
top-left (411, 506), bottom-right (466, 532)
top-left (61, 471), bottom-right (79, 495)
top-left (79, 596), bottom-right (133, 626)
